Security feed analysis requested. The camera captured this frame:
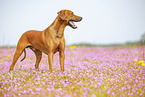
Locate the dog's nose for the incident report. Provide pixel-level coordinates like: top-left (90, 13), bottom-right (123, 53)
top-left (79, 17), bottom-right (83, 21)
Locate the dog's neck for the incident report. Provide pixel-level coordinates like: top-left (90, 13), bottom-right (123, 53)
top-left (48, 16), bottom-right (67, 38)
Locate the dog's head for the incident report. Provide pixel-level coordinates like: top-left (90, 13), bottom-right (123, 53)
top-left (57, 10), bottom-right (82, 29)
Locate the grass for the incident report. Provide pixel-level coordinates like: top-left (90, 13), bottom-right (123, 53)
top-left (0, 46), bottom-right (144, 97)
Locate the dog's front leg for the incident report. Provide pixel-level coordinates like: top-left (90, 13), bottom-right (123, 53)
top-left (48, 52), bottom-right (53, 73)
top-left (59, 51), bottom-right (65, 72)
top-left (59, 41), bottom-right (65, 72)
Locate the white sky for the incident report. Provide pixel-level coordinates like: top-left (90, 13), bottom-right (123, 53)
top-left (0, 0), bottom-right (145, 46)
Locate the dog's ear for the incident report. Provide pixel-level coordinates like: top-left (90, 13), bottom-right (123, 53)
top-left (57, 10), bottom-right (67, 20)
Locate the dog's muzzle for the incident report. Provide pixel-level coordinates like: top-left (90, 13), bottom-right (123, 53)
top-left (68, 17), bottom-right (82, 29)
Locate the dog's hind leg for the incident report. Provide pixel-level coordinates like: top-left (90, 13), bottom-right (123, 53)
top-left (9, 36), bottom-right (30, 72)
top-left (29, 47), bottom-right (42, 70)
top-left (9, 45), bottom-right (28, 72)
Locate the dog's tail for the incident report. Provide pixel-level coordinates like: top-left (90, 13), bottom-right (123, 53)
top-left (21, 49), bottom-right (26, 62)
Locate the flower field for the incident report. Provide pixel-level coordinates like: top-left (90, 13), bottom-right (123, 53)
top-left (0, 46), bottom-right (145, 97)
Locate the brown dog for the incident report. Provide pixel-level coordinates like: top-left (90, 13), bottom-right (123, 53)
top-left (9, 10), bottom-right (82, 72)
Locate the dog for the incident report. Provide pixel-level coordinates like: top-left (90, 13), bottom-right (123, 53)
top-left (9, 10), bottom-right (82, 72)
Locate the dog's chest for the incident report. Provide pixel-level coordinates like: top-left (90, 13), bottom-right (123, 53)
top-left (46, 37), bottom-right (63, 52)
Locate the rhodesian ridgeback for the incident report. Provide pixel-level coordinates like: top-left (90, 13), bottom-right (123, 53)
top-left (9, 10), bottom-right (82, 72)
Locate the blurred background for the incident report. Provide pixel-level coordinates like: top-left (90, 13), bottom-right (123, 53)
top-left (0, 0), bottom-right (145, 47)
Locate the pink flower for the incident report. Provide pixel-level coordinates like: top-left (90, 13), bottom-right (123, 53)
top-left (94, 84), bottom-right (97, 88)
top-left (47, 88), bottom-right (51, 91)
top-left (107, 90), bottom-right (110, 94)
top-left (97, 82), bottom-right (101, 86)
top-left (36, 88), bottom-right (42, 91)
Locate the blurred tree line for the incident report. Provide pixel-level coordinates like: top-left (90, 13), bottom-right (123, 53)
top-left (126, 32), bottom-right (145, 46)
top-left (141, 32), bottom-right (145, 45)
top-left (70, 32), bottom-right (145, 47)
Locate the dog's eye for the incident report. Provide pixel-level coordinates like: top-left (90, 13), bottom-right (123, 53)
top-left (71, 12), bottom-right (74, 15)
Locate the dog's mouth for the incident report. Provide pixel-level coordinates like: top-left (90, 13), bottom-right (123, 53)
top-left (68, 20), bottom-right (78, 29)
top-left (68, 17), bottom-right (82, 29)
